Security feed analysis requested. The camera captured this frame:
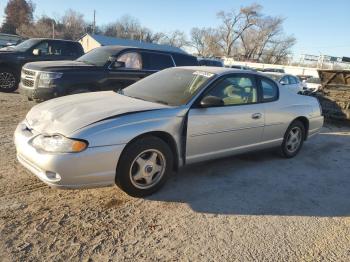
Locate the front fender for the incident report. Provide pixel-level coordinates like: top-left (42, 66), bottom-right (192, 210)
top-left (73, 108), bottom-right (187, 148)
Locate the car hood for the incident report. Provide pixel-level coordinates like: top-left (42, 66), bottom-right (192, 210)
top-left (0, 50), bottom-right (21, 59)
top-left (24, 60), bottom-right (96, 71)
top-left (25, 91), bottom-right (170, 135)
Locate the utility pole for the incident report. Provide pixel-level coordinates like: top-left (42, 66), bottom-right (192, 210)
top-left (52, 21), bottom-right (55, 39)
top-left (93, 10), bottom-right (96, 34)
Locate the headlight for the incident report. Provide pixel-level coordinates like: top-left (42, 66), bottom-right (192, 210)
top-left (38, 72), bottom-right (63, 88)
top-left (39, 72), bottom-right (63, 80)
top-left (30, 134), bottom-right (88, 153)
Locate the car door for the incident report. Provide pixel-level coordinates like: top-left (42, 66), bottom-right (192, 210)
top-left (105, 51), bottom-right (149, 91)
top-left (21, 40), bottom-right (53, 65)
top-left (258, 76), bottom-right (286, 143)
top-left (186, 74), bottom-right (265, 164)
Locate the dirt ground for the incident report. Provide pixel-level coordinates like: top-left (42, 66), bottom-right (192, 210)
top-left (0, 92), bottom-right (350, 261)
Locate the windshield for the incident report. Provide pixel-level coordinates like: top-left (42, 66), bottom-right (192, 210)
top-left (3, 39), bottom-right (40, 52)
top-left (76, 47), bottom-right (115, 66)
top-left (264, 73), bottom-right (282, 82)
top-left (121, 68), bottom-right (215, 106)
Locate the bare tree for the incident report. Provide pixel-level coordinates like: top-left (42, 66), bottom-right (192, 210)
top-left (190, 27), bottom-right (208, 55)
top-left (263, 36), bottom-right (296, 64)
top-left (104, 15), bottom-right (142, 40)
top-left (159, 30), bottom-right (188, 48)
top-left (190, 27), bottom-right (221, 56)
top-left (17, 16), bottom-right (62, 38)
top-left (103, 15), bottom-right (164, 43)
top-left (216, 3), bottom-right (261, 56)
top-left (240, 16), bottom-right (284, 61)
top-left (61, 9), bottom-right (86, 40)
top-left (141, 29), bottom-right (164, 44)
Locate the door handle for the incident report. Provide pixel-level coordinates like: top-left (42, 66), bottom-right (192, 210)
top-left (252, 113), bottom-right (262, 119)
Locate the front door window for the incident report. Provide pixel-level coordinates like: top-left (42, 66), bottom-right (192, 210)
top-left (117, 52), bottom-right (142, 69)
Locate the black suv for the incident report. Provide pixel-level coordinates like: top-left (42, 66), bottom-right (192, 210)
top-left (20, 46), bottom-right (198, 101)
top-left (0, 38), bottom-right (84, 92)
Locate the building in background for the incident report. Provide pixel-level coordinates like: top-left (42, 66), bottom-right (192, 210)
top-left (78, 33), bottom-right (186, 54)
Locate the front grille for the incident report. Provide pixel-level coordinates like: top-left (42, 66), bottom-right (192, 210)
top-left (22, 78), bottom-right (34, 87)
top-left (21, 69), bottom-right (37, 88)
top-left (22, 69), bottom-right (35, 76)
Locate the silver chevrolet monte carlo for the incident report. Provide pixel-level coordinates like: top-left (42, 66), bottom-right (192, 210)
top-left (14, 67), bottom-right (324, 197)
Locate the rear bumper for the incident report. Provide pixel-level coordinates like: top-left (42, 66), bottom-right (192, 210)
top-left (14, 122), bottom-right (126, 189)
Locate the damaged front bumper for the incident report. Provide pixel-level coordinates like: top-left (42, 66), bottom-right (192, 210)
top-left (14, 121), bottom-right (126, 189)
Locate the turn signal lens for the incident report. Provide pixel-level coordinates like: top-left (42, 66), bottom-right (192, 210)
top-left (72, 140), bottom-right (88, 152)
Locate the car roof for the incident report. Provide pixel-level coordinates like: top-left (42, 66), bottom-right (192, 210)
top-left (177, 66), bottom-right (263, 76)
top-left (29, 38), bottom-right (78, 43)
top-left (263, 72), bottom-right (291, 77)
top-left (96, 45), bottom-right (193, 56)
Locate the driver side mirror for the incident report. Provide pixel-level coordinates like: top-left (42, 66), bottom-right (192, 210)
top-left (200, 96), bottom-right (224, 108)
top-left (113, 61), bottom-right (125, 68)
top-left (108, 56), bottom-right (125, 68)
top-left (32, 49), bottom-right (41, 56)
top-left (279, 80), bottom-right (287, 85)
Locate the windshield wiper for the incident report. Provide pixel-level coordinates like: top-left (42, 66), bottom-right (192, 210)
top-left (153, 100), bottom-right (169, 105)
top-left (78, 60), bottom-right (96, 66)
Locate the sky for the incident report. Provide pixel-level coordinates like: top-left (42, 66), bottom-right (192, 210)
top-left (1, 0), bottom-right (350, 58)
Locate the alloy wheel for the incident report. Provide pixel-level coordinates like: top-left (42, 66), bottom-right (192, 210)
top-left (129, 149), bottom-right (166, 190)
top-left (286, 127), bottom-right (302, 153)
top-left (0, 72), bottom-right (16, 90)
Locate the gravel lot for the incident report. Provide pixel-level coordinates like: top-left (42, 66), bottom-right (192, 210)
top-left (1, 92), bottom-right (350, 261)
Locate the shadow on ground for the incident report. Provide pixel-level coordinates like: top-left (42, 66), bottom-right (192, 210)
top-left (148, 130), bottom-right (350, 217)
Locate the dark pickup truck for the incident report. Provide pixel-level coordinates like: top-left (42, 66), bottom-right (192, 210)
top-left (20, 46), bottom-right (198, 101)
top-left (0, 38), bottom-right (84, 92)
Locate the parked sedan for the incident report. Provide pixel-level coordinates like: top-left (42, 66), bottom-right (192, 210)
top-left (14, 67), bottom-right (324, 197)
top-left (264, 72), bottom-right (304, 93)
top-left (302, 77), bottom-right (321, 93)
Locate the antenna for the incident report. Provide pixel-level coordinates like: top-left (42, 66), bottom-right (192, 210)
top-left (93, 10), bottom-right (96, 34)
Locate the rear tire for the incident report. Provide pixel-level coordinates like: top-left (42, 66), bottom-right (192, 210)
top-left (116, 136), bottom-right (173, 197)
top-left (280, 120), bottom-right (305, 158)
top-left (0, 67), bottom-right (18, 92)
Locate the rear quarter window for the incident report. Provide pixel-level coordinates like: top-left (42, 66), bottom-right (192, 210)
top-left (60, 42), bottom-right (84, 57)
top-left (142, 52), bottom-right (174, 70)
top-left (173, 54), bottom-right (199, 66)
top-left (288, 75), bottom-right (298, 84)
top-left (260, 77), bottom-right (279, 102)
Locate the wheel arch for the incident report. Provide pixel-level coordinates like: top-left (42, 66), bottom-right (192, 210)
top-left (292, 116), bottom-right (309, 140)
top-left (0, 62), bottom-right (18, 74)
top-left (117, 131), bottom-right (180, 172)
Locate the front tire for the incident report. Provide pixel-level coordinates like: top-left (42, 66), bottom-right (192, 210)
top-left (116, 136), bottom-right (173, 197)
top-left (280, 120), bottom-right (305, 158)
top-left (0, 68), bottom-right (18, 92)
